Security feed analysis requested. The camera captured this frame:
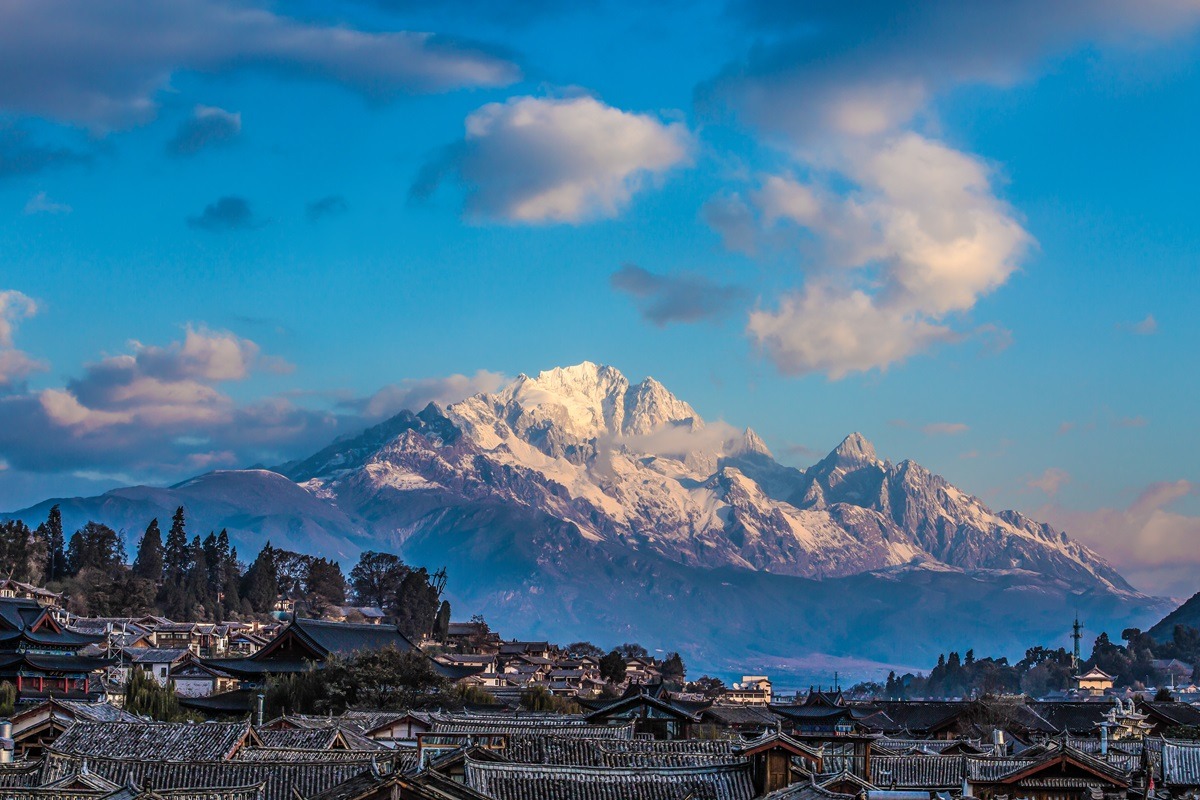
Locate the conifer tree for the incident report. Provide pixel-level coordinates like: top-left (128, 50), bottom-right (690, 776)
top-left (221, 544), bottom-right (242, 619)
top-left (132, 519), bottom-right (164, 580)
top-left (242, 543), bottom-right (279, 614)
top-left (185, 535), bottom-right (212, 619)
top-left (42, 505), bottom-right (67, 583)
top-left (159, 507), bottom-right (191, 618)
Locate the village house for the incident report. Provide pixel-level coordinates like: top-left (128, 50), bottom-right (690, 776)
top-left (1073, 666), bottom-right (1117, 695)
top-left (725, 675), bottom-right (773, 705)
top-left (0, 597), bottom-right (107, 702)
top-left (0, 578), bottom-right (62, 608)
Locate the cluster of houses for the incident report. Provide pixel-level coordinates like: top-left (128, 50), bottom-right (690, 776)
top-left (6, 587), bottom-right (1200, 799)
top-left (3, 679), bottom-right (1200, 799)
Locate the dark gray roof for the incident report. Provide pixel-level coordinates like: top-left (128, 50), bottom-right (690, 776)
top-left (501, 735), bottom-right (736, 767)
top-left (39, 752), bottom-right (372, 800)
top-left (464, 757), bottom-right (755, 800)
top-left (50, 721), bottom-right (253, 761)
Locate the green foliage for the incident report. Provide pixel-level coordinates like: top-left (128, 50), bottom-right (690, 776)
top-left (159, 507), bottom-right (191, 618)
top-left (42, 505), bottom-right (67, 583)
top-left (450, 682), bottom-right (497, 707)
top-left (520, 684), bottom-right (582, 714)
top-left (266, 646), bottom-right (449, 716)
top-left (65, 521), bottom-right (125, 576)
top-left (124, 667), bottom-right (190, 721)
top-left (0, 519), bottom-right (46, 584)
top-left (566, 641), bottom-right (605, 658)
top-left (662, 652), bottom-right (686, 682)
top-left (349, 551), bottom-right (407, 608)
top-left (0, 681), bottom-right (15, 717)
top-left (241, 543), bottom-right (280, 615)
top-left (599, 650), bottom-right (627, 684)
top-left (685, 675), bottom-right (726, 698)
top-left (434, 600), bottom-right (451, 641)
top-left (132, 519), bottom-right (163, 580)
top-left (391, 567), bottom-right (441, 639)
top-left (306, 557), bottom-right (347, 609)
top-left (617, 642), bottom-right (648, 658)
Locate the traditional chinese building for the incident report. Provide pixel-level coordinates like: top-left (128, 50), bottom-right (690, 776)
top-left (0, 597), bottom-right (108, 702)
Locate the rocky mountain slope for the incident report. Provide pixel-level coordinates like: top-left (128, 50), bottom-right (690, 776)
top-left (6, 362), bottom-right (1166, 678)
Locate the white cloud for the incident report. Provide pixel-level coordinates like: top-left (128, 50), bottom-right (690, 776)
top-left (742, 134), bottom-right (1030, 378)
top-left (358, 370), bottom-right (507, 419)
top-left (417, 95), bottom-right (692, 223)
top-left (748, 284), bottom-right (956, 379)
top-left (0, 290), bottom-right (46, 388)
top-left (700, 2), bottom-right (1200, 380)
top-left (1027, 467), bottom-right (1071, 496)
top-left (1120, 314), bottom-right (1158, 335)
top-left (922, 422), bottom-right (969, 436)
top-left (24, 191), bottom-right (71, 215)
top-left (1040, 481), bottom-right (1200, 596)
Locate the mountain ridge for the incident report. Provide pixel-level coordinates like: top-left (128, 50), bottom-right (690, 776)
top-left (3, 361), bottom-right (1166, 678)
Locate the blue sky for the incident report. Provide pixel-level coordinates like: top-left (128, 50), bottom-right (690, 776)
top-left (0, 1), bottom-right (1197, 596)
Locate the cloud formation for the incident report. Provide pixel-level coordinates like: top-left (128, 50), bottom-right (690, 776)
top-left (23, 191), bottom-right (71, 215)
top-left (187, 196), bottom-right (260, 231)
top-left (0, 0), bottom-right (521, 129)
top-left (1119, 314), bottom-right (1158, 335)
top-left (1041, 481), bottom-right (1200, 596)
top-left (166, 105), bottom-right (241, 156)
top-left (351, 370), bottom-right (508, 419)
top-left (699, 2), bottom-right (1200, 380)
top-left (0, 124), bottom-right (90, 179)
top-left (1027, 467), bottom-right (1071, 496)
top-left (705, 1), bottom-right (1200, 145)
top-left (742, 134), bottom-right (1031, 378)
top-left (415, 95), bottom-right (691, 223)
top-left (0, 291), bottom-right (47, 389)
top-left (0, 313), bottom-right (517, 482)
top-left (610, 264), bottom-right (747, 326)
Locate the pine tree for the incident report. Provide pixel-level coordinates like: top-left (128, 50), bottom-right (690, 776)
top-left (132, 519), bottom-right (164, 580)
top-left (221, 544), bottom-right (242, 620)
top-left (184, 535), bottom-right (212, 619)
top-left (242, 543), bottom-right (279, 615)
top-left (43, 505), bottom-right (66, 583)
top-left (159, 507), bottom-right (191, 618)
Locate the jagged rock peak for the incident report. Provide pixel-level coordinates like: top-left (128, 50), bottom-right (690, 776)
top-left (830, 432), bottom-right (879, 466)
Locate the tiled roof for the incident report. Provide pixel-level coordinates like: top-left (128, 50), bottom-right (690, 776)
top-left (1162, 739), bottom-right (1200, 785)
top-left (501, 734), bottom-right (736, 767)
top-left (128, 648), bottom-right (192, 664)
top-left (464, 757), bottom-right (755, 800)
top-left (233, 747), bottom-right (393, 764)
top-left (39, 752), bottom-right (372, 800)
top-left (1141, 700), bottom-right (1200, 728)
top-left (870, 755), bottom-right (966, 788)
top-left (1028, 701), bottom-right (1110, 734)
top-left (432, 721), bottom-right (634, 739)
top-left (50, 720), bottom-right (253, 761)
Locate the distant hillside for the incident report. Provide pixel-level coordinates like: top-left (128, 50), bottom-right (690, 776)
top-left (1149, 590), bottom-right (1200, 641)
top-left (4, 361), bottom-right (1170, 682)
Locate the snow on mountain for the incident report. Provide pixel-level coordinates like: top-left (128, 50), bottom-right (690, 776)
top-left (4, 361), bottom-right (1164, 675)
top-left (274, 362), bottom-right (1131, 593)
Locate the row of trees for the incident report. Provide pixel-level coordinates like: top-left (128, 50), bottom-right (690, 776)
top-left (875, 623), bottom-right (1200, 700)
top-left (4, 506), bottom-right (451, 639)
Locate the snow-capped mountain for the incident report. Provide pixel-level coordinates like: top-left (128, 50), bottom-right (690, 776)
top-left (280, 361), bottom-right (1131, 592)
top-left (6, 362), bottom-right (1164, 677)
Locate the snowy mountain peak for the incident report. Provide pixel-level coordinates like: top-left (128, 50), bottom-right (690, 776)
top-left (829, 432), bottom-right (879, 467)
top-left (481, 362), bottom-right (699, 443)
